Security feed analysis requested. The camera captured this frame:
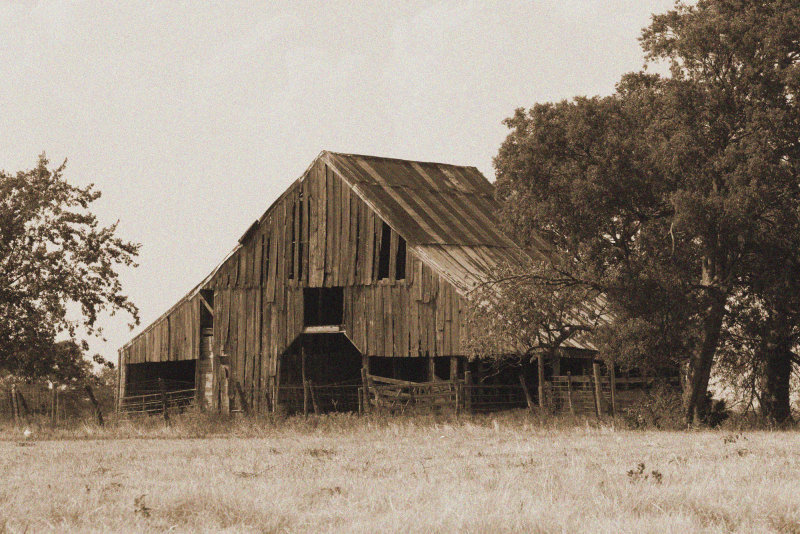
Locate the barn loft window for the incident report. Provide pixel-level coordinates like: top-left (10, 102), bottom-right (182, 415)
top-left (377, 221), bottom-right (406, 281)
top-left (377, 222), bottom-right (392, 279)
top-left (304, 287), bottom-right (344, 326)
top-left (395, 234), bottom-right (406, 280)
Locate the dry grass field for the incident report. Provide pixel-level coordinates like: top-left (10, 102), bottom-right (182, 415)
top-left (1, 412), bottom-right (799, 533)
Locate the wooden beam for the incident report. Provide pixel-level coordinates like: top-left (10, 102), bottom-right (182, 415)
top-left (450, 356), bottom-right (459, 380)
top-left (592, 361), bottom-right (603, 418)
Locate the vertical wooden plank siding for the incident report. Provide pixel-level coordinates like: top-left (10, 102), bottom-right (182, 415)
top-left (122, 159), bottom-right (475, 397)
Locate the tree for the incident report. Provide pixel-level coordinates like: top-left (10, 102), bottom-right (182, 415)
top-left (0, 155), bottom-right (140, 380)
top-left (494, 0), bottom-right (800, 425)
top-left (641, 0), bottom-right (800, 423)
top-left (463, 259), bottom-right (605, 368)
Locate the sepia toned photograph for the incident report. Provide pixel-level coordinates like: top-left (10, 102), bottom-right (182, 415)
top-left (1, 1), bottom-right (799, 532)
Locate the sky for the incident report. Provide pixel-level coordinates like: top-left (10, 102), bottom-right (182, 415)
top-left (0, 0), bottom-right (677, 363)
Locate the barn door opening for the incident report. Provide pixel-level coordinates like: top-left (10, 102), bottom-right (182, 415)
top-left (277, 333), bottom-right (362, 413)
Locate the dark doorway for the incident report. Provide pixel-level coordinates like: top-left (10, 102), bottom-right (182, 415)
top-left (125, 360), bottom-right (196, 395)
top-left (304, 287), bottom-right (344, 326)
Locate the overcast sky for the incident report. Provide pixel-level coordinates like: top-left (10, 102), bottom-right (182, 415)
top-left (0, 0), bottom-right (676, 362)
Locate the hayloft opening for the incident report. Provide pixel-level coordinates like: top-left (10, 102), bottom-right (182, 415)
top-left (304, 287), bottom-right (344, 326)
top-left (377, 221), bottom-right (392, 279)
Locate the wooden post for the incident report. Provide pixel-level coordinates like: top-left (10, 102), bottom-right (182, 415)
top-left (609, 361), bottom-right (617, 417)
top-left (309, 381), bottom-right (319, 415)
top-left (519, 374), bottom-right (534, 411)
top-left (455, 381), bottom-right (461, 414)
top-left (235, 381), bottom-right (250, 414)
top-left (361, 354), bottom-right (370, 413)
top-left (464, 370), bottom-right (472, 414)
top-left (16, 389), bottom-right (28, 417)
top-left (302, 345), bottom-right (308, 416)
top-left (361, 367), bottom-right (370, 413)
top-left (264, 378), bottom-right (273, 414)
top-left (450, 357), bottom-right (458, 381)
top-left (85, 385), bottom-right (104, 426)
top-left (537, 353), bottom-right (545, 409)
top-left (303, 380), bottom-right (309, 416)
top-left (11, 384), bottom-right (18, 425)
top-left (428, 355), bottom-right (436, 382)
top-left (566, 372), bottom-right (574, 415)
top-left (220, 368), bottom-right (230, 415)
top-left (158, 378), bottom-right (170, 424)
top-left (51, 387), bottom-right (57, 427)
top-left (273, 361), bottom-right (281, 414)
top-left (358, 388), bottom-right (363, 414)
top-left (592, 361), bottom-right (603, 418)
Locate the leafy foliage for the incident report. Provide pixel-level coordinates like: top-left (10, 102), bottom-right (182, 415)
top-left (0, 155), bottom-right (139, 380)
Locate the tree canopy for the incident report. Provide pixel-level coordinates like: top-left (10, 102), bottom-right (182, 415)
top-left (490, 0), bottom-right (800, 425)
top-left (0, 155), bottom-right (139, 381)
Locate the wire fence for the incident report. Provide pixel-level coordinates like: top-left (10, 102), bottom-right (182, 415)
top-left (1, 382), bottom-right (114, 425)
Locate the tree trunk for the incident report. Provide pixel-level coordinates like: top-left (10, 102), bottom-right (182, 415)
top-left (684, 288), bottom-right (725, 426)
top-left (760, 329), bottom-right (793, 424)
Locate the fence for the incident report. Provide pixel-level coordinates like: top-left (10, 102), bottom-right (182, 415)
top-left (1, 382), bottom-right (114, 425)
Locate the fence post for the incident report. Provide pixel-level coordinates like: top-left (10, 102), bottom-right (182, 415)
top-left (309, 381), bottom-right (319, 415)
top-left (464, 371), bottom-right (472, 414)
top-left (566, 372), bottom-right (574, 415)
top-left (358, 388), bottom-right (363, 415)
top-left (51, 387), bottom-right (58, 427)
top-left (158, 378), bottom-right (170, 424)
top-left (519, 374), bottom-right (534, 412)
top-left (85, 384), bottom-right (104, 426)
top-left (11, 384), bottom-right (18, 425)
top-left (609, 362), bottom-right (617, 418)
top-left (537, 353), bottom-right (545, 409)
top-left (303, 380), bottom-right (309, 416)
top-left (592, 361), bottom-right (603, 418)
top-left (361, 367), bottom-right (370, 414)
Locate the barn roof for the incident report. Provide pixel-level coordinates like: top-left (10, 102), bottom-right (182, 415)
top-left (321, 152), bottom-right (541, 290)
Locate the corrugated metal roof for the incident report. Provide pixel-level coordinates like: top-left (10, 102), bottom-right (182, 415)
top-left (322, 152), bottom-right (540, 285)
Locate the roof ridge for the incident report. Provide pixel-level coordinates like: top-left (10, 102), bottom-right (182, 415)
top-left (323, 150), bottom-right (481, 171)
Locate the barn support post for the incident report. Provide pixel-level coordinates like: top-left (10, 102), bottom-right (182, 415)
top-left (592, 361), bottom-right (603, 418)
top-left (361, 354), bottom-right (370, 413)
top-left (428, 355), bottom-right (436, 382)
top-left (450, 357), bottom-right (458, 381)
top-left (537, 353), bottom-right (545, 409)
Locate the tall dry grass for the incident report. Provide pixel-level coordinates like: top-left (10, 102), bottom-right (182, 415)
top-left (1, 410), bottom-right (799, 532)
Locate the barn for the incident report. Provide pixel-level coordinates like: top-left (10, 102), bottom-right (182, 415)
top-left (117, 151), bottom-right (602, 415)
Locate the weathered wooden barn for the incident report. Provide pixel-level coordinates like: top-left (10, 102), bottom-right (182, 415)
top-left (117, 151), bottom-right (601, 414)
